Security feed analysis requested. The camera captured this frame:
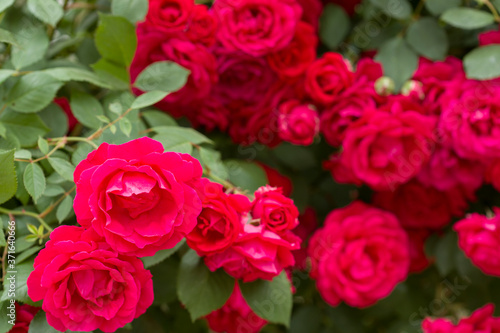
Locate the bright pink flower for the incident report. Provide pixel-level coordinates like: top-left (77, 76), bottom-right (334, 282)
top-left (421, 318), bottom-right (455, 333)
top-left (422, 304), bottom-right (500, 332)
top-left (7, 303), bottom-right (39, 333)
top-left (479, 27), bottom-right (500, 46)
top-left (144, 0), bottom-right (195, 34)
top-left (278, 100), bottom-right (319, 146)
top-left (205, 283), bottom-right (267, 333)
top-left (296, 0), bottom-right (322, 29)
top-left (73, 137), bottom-right (203, 257)
top-left (308, 201), bottom-right (409, 308)
top-left (205, 223), bottom-right (301, 282)
top-left (252, 185), bottom-right (299, 233)
top-left (212, 0), bottom-right (302, 57)
top-left (454, 210), bottom-right (500, 277)
top-left (27, 226), bottom-right (153, 332)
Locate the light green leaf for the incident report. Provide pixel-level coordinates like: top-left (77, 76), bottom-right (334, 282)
top-left (0, 0), bottom-right (14, 13)
top-left (374, 37), bottom-right (418, 90)
top-left (6, 73), bottom-right (63, 113)
top-left (0, 28), bottom-right (18, 45)
top-left (70, 91), bottom-right (105, 129)
top-left (95, 14), bottom-right (137, 67)
top-left (441, 8), bottom-right (495, 30)
top-left (97, 115), bottom-right (110, 123)
top-left (38, 137), bottom-right (49, 155)
top-left (44, 184), bottom-right (65, 197)
top-left (14, 149), bottom-right (31, 160)
top-left (48, 157), bottom-right (75, 182)
top-left (56, 195), bottom-right (73, 223)
top-left (43, 67), bottom-right (112, 89)
top-left (142, 239), bottom-right (185, 268)
top-left (38, 103), bottom-right (69, 138)
top-left (23, 163), bottom-right (45, 203)
top-left (131, 91), bottom-right (169, 110)
top-left (407, 17), bottom-right (448, 60)
top-left (153, 134), bottom-right (194, 154)
top-left (178, 250), bottom-right (234, 321)
top-left (239, 272), bottom-right (293, 327)
top-left (111, 0), bottom-right (148, 23)
top-left (152, 126), bottom-right (212, 145)
top-left (224, 160), bottom-right (268, 193)
top-left (27, 0), bottom-right (63, 27)
top-left (141, 110), bottom-right (177, 127)
top-left (0, 111), bottom-right (50, 147)
top-left (92, 58), bottom-right (130, 90)
top-left (0, 261), bottom-right (37, 305)
top-left (464, 45), bottom-right (500, 80)
top-left (28, 311), bottom-right (60, 333)
top-left (119, 117), bottom-right (132, 137)
top-left (134, 61), bottom-right (190, 92)
top-left (370, 0), bottom-right (412, 19)
top-left (11, 26), bottom-right (49, 70)
top-left (425, 0), bottom-right (461, 15)
top-left (319, 4), bottom-right (350, 49)
top-left (0, 69), bottom-right (14, 85)
top-left (0, 300), bottom-right (14, 333)
top-left (199, 147), bottom-right (229, 181)
top-left (16, 245), bottom-right (42, 265)
top-left (0, 149), bottom-right (17, 205)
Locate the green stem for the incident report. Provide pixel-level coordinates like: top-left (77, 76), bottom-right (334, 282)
top-left (0, 207), bottom-right (53, 232)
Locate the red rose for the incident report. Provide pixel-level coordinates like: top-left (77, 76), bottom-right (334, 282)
top-left (296, 0), bottom-right (322, 29)
top-left (27, 226), bottom-right (153, 332)
top-left (308, 201), bottom-right (409, 308)
top-left (278, 100), bottom-right (319, 146)
top-left (374, 179), bottom-right (468, 230)
top-left (292, 207), bottom-right (318, 270)
top-left (7, 303), bottom-right (39, 333)
top-left (205, 223), bottom-right (301, 282)
top-left (144, 0), bottom-right (195, 34)
top-left (479, 26), bottom-right (500, 46)
top-left (406, 228), bottom-right (431, 273)
top-left (185, 97), bottom-right (230, 132)
top-left (186, 180), bottom-right (251, 256)
top-left (73, 137), bottom-right (203, 257)
top-left (257, 163), bottom-right (293, 197)
top-left (205, 283), bottom-right (267, 333)
top-left (423, 304), bottom-right (500, 332)
top-left (355, 58), bottom-right (384, 83)
top-left (486, 159), bottom-right (500, 193)
top-left (323, 151), bottom-right (364, 187)
top-left (54, 97), bottom-right (78, 132)
top-left (213, 0), bottom-right (302, 56)
top-left (421, 318), bottom-right (455, 333)
top-left (305, 52), bottom-right (354, 106)
top-left (186, 5), bottom-right (218, 46)
top-left (130, 28), bottom-right (217, 117)
top-left (251, 185), bottom-right (299, 233)
top-left (267, 22), bottom-right (318, 80)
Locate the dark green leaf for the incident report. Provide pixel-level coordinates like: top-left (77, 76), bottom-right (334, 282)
top-left (464, 45), bottom-right (500, 80)
top-left (131, 91), bottom-right (170, 109)
top-left (95, 14), bottom-right (137, 67)
top-left (434, 231), bottom-right (457, 277)
top-left (370, 0), bottom-right (412, 19)
top-left (48, 157), bottom-right (75, 182)
top-left (0, 300), bottom-right (14, 333)
top-left (27, 0), bottom-right (63, 27)
top-left (111, 0), bottom-right (148, 23)
top-left (56, 195), bottom-right (73, 223)
top-left (38, 103), bottom-right (69, 138)
top-left (178, 250), bottom-right (234, 320)
top-left (70, 91), bottom-right (105, 129)
top-left (151, 258), bottom-right (179, 305)
top-left (11, 26), bottom-right (49, 70)
top-left (239, 271), bottom-right (293, 327)
top-left (16, 245), bottom-right (42, 265)
top-left (0, 261), bottom-right (39, 306)
top-left (6, 73), bottom-right (63, 113)
top-left (224, 160), bottom-right (268, 193)
top-left (0, 149), bottom-right (17, 205)
top-left (407, 17), bottom-right (448, 60)
top-left (23, 163), bottom-right (45, 203)
top-left (44, 184), bottom-right (65, 197)
top-left (142, 239), bottom-right (185, 268)
top-left (319, 4), bottom-right (350, 49)
top-left (134, 61), bottom-right (190, 92)
top-left (0, 28), bottom-right (17, 45)
top-left (425, 0), bottom-right (461, 15)
top-left (0, 111), bottom-right (49, 147)
top-left (28, 311), bottom-right (60, 333)
top-left (441, 8), bottom-right (495, 30)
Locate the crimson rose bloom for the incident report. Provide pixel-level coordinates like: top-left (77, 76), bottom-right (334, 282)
top-left (479, 27), bottom-right (500, 46)
top-left (423, 304), bottom-right (500, 332)
top-left (54, 97), bottom-right (78, 132)
top-left (27, 226), bottom-right (153, 332)
top-left (421, 318), bottom-right (455, 333)
top-left (186, 180), bottom-right (251, 256)
top-left (486, 159), bottom-right (500, 193)
top-left (338, 109), bottom-right (435, 191)
top-left (205, 283), bottom-right (267, 333)
top-left (7, 303), bottom-right (39, 333)
top-left (205, 223), bottom-right (301, 282)
top-left (373, 179), bottom-right (468, 230)
top-left (278, 100), bottom-right (319, 146)
top-left (308, 201), bottom-right (410, 308)
top-left (252, 185), bottom-right (299, 233)
top-left (406, 229), bottom-right (431, 273)
top-left (73, 137), bottom-right (203, 257)
top-left (257, 163), bottom-right (293, 197)
top-left (144, 0), bottom-right (194, 33)
top-left (454, 210), bottom-right (500, 276)
top-left (305, 52), bottom-right (354, 105)
top-left (213, 0), bottom-right (302, 56)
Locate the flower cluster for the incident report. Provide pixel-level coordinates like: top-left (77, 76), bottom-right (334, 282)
top-left (422, 304), bottom-right (500, 332)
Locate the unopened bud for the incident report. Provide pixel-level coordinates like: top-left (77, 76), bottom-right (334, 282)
top-left (401, 80), bottom-right (425, 100)
top-left (375, 76), bottom-right (395, 96)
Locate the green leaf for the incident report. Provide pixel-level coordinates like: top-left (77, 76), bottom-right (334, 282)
top-left (374, 37), bottom-right (418, 90)
top-left (0, 300), bottom-right (14, 333)
top-left (441, 8), bottom-right (495, 30)
top-left (43, 67), bottom-right (112, 89)
top-left (199, 147), bottom-right (229, 181)
top-left (319, 4), bottom-right (350, 49)
top-left (16, 245), bottom-right (42, 265)
top-left (131, 91), bottom-right (170, 110)
top-left (142, 239), bottom-right (185, 268)
top-left (14, 149), bottom-right (32, 159)
top-left (38, 103), bottom-right (69, 138)
top-left (239, 271), bottom-right (293, 327)
top-left (6, 72), bottom-right (63, 113)
top-left (0, 261), bottom-right (38, 305)
top-left (111, 0), bottom-right (148, 23)
top-left (28, 311), bottom-right (60, 333)
top-left (0, 0), bottom-right (14, 13)
top-left (23, 163), bottom-right (45, 203)
top-left (0, 28), bottom-right (18, 45)
top-left (0, 149), bottom-right (17, 205)
top-left (91, 58), bottom-right (130, 90)
top-left (95, 14), bottom-right (137, 67)
top-left (464, 45), bottom-right (500, 80)
top-left (178, 250), bottom-right (234, 321)
top-left (152, 126), bottom-right (212, 145)
top-left (434, 231), bottom-right (457, 277)
top-left (224, 160), bottom-right (268, 193)
top-left (56, 195), bottom-right (73, 223)
top-left (48, 157), bottom-right (75, 182)
top-left (0, 111), bottom-right (49, 147)
top-left (151, 258), bottom-right (178, 305)
top-left (425, 0), bottom-right (461, 15)
top-left (134, 61), bottom-right (190, 92)
top-left (70, 91), bottom-right (105, 129)
top-left (370, 0), bottom-right (412, 19)
top-left (27, 0), bottom-right (63, 27)
top-left (407, 17), bottom-right (448, 60)
top-left (119, 117), bottom-right (132, 137)
top-left (141, 110), bottom-right (177, 127)
top-left (0, 69), bottom-right (14, 85)
top-left (44, 184), bottom-right (65, 197)
top-left (11, 26), bottom-right (49, 70)
top-left (38, 137), bottom-right (49, 155)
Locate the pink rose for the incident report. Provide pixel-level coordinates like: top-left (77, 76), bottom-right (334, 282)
top-left (479, 26), bottom-right (500, 46)
top-left (144, 0), bottom-right (195, 34)
top-left (213, 0), bottom-right (302, 56)
top-left (7, 303), bottom-right (39, 333)
top-left (73, 137), bottom-right (203, 257)
top-left (374, 179), bottom-right (468, 230)
top-left (454, 210), bottom-right (500, 276)
top-left (422, 304), bottom-right (500, 332)
top-left (205, 223), bottom-right (301, 282)
top-left (186, 5), bottom-right (218, 46)
top-left (295, 0), bottom-right (322, 30)
top-left (257, 163), bottom-right (293, 197)
top-left (323, 151), bottom-right (364, 187)
top-left (278, 100), bottom-right (319, 146)
top-left (308, 201), bottom-right (409, 308)
top-left (186, 180), bottom-right (251, 256)
top-left (292, 207), bottom-right (318, 270)
top-left (185, 97), bottom-right (230, 132)
top-left (406, 228), bottom-right (431, 273)
top-left (421, 318), bottom-right (455, 333)
top-left (251, 185), bottom-right (299, 233)
top-left (205, 283), bottom-right (267, 333)
top-left (27, 226), bottom-right (153, 332)
top-left (486, 159), bottom-right (500, 193)
top-left (305, 52), bottom-right (354, 106)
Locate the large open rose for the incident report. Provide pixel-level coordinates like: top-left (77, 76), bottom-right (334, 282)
top-left (73, 137), bottom-right (203, 257)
